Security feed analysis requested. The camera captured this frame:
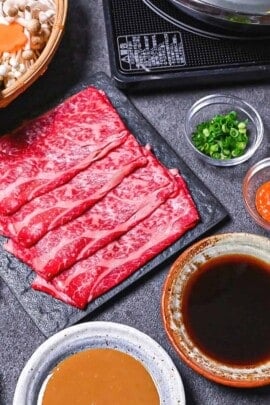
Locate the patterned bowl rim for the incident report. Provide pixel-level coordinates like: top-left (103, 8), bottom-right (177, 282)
top-left (162, 232), bottom-right (270, 387)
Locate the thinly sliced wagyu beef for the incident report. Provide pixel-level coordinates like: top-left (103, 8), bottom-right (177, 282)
top-left (0, 87), bottom-right (128, 215)
top-left (5, 150), bottom-right (178, 280)
top-left (32, 175), bottom-right (200, 309)
top-left (2, 135), bottom-right (147, 247)
top-left (1, 84), bottom-right (200, 311)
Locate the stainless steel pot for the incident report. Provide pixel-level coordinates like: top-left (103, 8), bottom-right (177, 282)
top-left (168, 0), bottom-right (270, 34)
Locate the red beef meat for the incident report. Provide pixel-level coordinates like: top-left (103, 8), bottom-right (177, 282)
top-left (1, 135), bottom-right (147, 247)
top-left (32, 175), bottom-right (199, 309)
top-left (0, 87), bottom-right (128, 215)
top-left (5, 150), bottom-right (178, 280)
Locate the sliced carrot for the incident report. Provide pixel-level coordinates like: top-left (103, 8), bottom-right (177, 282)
top-left (0, 22), bottom-right (27, 53)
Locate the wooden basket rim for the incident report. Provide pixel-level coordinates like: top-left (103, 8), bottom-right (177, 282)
top-left (0, 0), bottom-right (68, 108)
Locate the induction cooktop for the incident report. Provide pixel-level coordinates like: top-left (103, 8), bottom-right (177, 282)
top-left (102, 0), bottom-right (270, 90)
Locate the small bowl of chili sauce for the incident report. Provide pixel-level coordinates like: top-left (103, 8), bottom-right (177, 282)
top-left (243, 157), bottom-right (270, 231)
top-left (162, 233), bottom-right (270, 387)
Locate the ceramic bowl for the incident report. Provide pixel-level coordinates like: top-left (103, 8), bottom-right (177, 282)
top-left (243, 157), bottom-right (270, 231)
top-left (13, 321), bottom-right (186, 405)
top-left (184, 94), bottom-right (264, 167)
top-left (162, 233), bottom-right (270, 387)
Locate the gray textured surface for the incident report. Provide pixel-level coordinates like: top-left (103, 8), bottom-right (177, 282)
top-left (0, 1), bottom-right (270, 404)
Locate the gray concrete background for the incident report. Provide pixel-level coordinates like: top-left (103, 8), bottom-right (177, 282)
top-left (1, 1), bottom-right (270, 404)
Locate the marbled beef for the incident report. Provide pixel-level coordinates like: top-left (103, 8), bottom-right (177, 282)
top-left (1, 135), bottom-right (147, 247)
top-left (32, 175), bottom-right (199, 309)
top-left (0, 87), bottom-right (128, 215)
top-left (5, 150), bottom-right (179, 280)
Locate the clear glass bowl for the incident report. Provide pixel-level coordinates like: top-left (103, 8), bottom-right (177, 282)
top-left (184, 94), bottom-right (264, 167)
top-left (243, 157), bottom-right (270, 231)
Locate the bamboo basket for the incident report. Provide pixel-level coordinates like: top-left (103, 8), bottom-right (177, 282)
top-left (0, 0), bottom-right (68, 108)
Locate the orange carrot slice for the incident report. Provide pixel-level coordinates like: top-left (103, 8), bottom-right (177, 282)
top-left (0, 22), bottom-right (27, 53)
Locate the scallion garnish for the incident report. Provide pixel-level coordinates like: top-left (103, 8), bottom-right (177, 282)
top-left (191, 111), bottom-right (249, 160)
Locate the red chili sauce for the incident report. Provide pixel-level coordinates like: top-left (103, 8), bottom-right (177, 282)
top-left (255, 180), bottom-right (270, 222)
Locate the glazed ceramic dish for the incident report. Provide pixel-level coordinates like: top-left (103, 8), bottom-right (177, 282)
top-left (162, 233), bottom-right (270, 387)
top-left (13, 321), bottom-right (186, 405)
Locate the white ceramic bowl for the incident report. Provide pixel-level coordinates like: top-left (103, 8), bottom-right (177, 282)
top-left (13, 321), bottom-right (186, 405)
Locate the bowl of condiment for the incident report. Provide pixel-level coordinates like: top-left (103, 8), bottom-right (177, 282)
top-left (184, 94), bottom-right (264, 166)
top-left (13, 321), bottom-right (186, 405)
top-left (162, 233), bottom-right (270, 387)
top-left (243, 157), bottom-right (270, 231)
top-left (0, 0), bottom-right (68, 108)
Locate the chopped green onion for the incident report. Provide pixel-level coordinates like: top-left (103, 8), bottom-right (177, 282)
top-left (191, 110), bottom-right (249, 160)
top-left (229, 128), bottom-right (238, 137)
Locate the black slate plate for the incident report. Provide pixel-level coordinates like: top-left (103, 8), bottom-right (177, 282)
top-left (0, 72), bottom-right (228, 337)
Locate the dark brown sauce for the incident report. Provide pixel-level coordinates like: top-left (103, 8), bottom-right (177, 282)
top-left (182, 254), bottom-right (270, 366)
